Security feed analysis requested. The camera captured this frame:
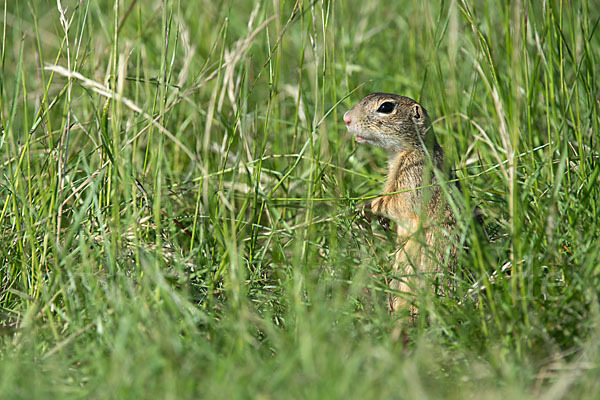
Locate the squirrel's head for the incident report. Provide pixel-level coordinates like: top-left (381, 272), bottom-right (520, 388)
top-left (343, 93), bottom-right (432, 153)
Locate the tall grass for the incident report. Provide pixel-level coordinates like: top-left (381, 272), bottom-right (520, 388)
top-left (1, 0), bottom-right (599, 398)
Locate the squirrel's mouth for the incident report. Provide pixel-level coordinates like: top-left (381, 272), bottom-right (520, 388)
top-left (355, 134), bottom-right (376, 145)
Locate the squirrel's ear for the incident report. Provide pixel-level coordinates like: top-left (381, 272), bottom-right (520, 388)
top-left (411, 104), bottom-right (422, 120)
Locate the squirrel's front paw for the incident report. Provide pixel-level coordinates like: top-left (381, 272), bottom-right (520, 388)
top-left (361, 199), bottom-right (391, 232)
top-left (378, 215), bottom-right (391, 232)
top-left (370, 197), bottom-right (383, 214)
top-left (359, 203), bottom-right (371, 221)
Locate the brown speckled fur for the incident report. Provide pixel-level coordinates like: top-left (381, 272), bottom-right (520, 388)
top-left (344, 93), bottom-right (457, 314)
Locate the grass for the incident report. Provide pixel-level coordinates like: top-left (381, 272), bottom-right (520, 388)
top-left (1, 0), bottom-right (600, 398)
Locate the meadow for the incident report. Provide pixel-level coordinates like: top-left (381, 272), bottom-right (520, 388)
top-left (1, 0), bottom-right (599, 398)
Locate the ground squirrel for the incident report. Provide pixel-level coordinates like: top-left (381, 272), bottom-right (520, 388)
top-left (344, 93), bottom-right (457, 314)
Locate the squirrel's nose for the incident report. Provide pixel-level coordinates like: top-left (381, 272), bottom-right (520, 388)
top-left (343, 111), bottom-right (352, 125)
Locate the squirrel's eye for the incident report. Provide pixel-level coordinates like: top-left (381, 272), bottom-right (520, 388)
top-left (377, 102), bottom-right (395, 114)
